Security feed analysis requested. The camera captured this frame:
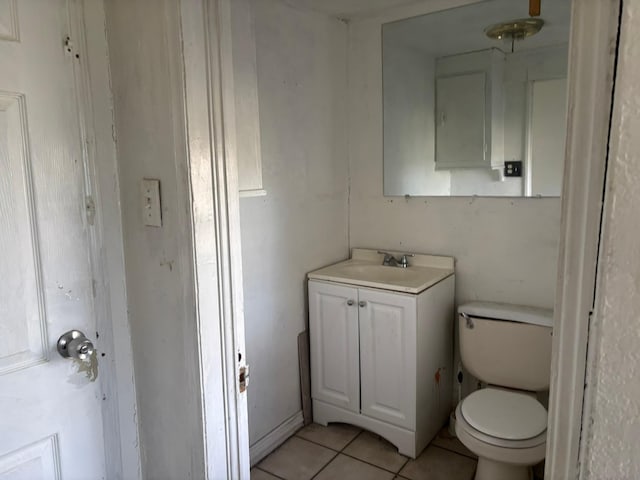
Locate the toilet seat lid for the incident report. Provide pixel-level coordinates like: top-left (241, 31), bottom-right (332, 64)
top-left (460, 388), bottom-right (547, 441)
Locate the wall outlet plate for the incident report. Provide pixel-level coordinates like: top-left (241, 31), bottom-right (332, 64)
top-left (504, 161), bottom-right (523, 177)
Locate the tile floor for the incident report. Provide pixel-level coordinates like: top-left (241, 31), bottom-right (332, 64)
top-left (251, 423), bottom-right (478, 480)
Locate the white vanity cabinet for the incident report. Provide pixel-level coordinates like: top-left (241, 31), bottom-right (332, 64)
top-left (308, 263), bottom-right (454, 458)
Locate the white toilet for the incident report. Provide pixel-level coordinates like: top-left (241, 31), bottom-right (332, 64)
top-left (455, 302), bottom-right (553, 480)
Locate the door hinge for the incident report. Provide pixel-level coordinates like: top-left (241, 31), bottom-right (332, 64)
top-left (85, 195), bottom-right (96, 226)
top-left (239, 365), bottom-right (250, 393)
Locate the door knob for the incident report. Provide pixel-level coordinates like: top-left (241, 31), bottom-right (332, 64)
top-left (359, 301), bottom-right (367, 307)
top-left (57, 330), bottom-right (95, 360)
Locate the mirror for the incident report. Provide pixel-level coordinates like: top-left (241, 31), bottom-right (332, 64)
top-left (382, 0), bottom-right (571, 197)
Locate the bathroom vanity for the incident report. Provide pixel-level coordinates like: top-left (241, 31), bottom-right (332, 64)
top-left (307, 249), bottom-right (455, 458)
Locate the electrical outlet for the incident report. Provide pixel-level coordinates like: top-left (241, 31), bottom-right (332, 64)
top-left (504, 161), bottom-right (523, 177)
top-left (141, 179), bottom-right (162, 227)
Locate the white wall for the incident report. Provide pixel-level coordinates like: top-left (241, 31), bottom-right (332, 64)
top-left (581, 1), bottom-right (640, 477)
top-left (349, 11), bottom-right (561, 310)
top-left (239, 0), bottom-right (349, 447)
top-left (383, 45), bottom-right (450, 195)
top-left (104, 1), bottom-right (204, 478)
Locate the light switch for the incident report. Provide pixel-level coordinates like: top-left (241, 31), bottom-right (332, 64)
top-left (141, 178), bottom-right (162, 227)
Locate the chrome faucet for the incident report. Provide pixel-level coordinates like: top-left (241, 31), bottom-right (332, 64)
top-left (377, 251), bottom-right (415, 268)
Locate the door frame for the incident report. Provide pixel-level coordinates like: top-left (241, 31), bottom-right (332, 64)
top-left (545, 0), bottom-right (621, 478)
top-left (179, 0), bottom-right (251, 478)
top-left (68, 0), bottom-right (141, 478)
top-left (75, 0), bottom-right (250, 477)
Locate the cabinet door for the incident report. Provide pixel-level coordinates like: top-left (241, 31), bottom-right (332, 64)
top-left (359, 289), bottom-right (416, 429)
top-left (436, 72), bottom-right (486, 168)
top-left (309, 281), bottom-right (360, 412)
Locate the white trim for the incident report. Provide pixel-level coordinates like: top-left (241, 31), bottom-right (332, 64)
top-left (250, 411), bottom-right (304, 466)
top-left (67, 1), bottom-right (141, 479)
top-left (239, 189), bottom-right (268, 198)
top-left (180, 0), bottom-right (250, 478)
top-left (524, 80), bottom-right (534, 197)
top-left (545, 1), bottom-right (620, 479)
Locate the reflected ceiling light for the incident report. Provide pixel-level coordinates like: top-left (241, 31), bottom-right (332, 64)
top-left (485, 18), bottom-right (545, 53)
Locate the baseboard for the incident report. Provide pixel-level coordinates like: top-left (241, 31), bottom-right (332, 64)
top-left (249, 411), bottom-right (305, 466)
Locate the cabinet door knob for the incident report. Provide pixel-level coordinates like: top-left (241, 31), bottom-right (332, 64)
top-left (347, 299), bottom-right (354, 306)
top-left (359, 301), bottom-right (367, 307)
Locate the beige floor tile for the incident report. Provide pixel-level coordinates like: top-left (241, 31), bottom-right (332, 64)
top-left (250, 468), bottom-right (281, 480)
top-left (258, 436), bottom-right (336, 480)
top-left (399, 445), bottom-right (476, 480)
top-left (343, 431), bottom-right (408, 473)
top-left (295, 422), bottom-right (361, 450)
top-left (314, 454), bottom-right (395, 480)
top-left (430, 428), bottom-right (477, 459)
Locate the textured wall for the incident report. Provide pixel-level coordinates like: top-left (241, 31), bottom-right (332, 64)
top-left (582, 1), bottom-right (640, 478)
top-left (240, 0), bottom-right (349, 447)
top-left (104, 1), bottom-right (204, 478)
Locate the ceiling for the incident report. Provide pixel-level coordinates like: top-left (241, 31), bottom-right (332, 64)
top-left (283, 0), bottom-right (425, 18)
top-left (383, 0), bottom-right (571, 57)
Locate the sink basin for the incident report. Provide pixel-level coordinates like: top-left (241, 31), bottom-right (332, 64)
top-left (308, 252), bottom-right (455, 294)
top-left (337, 264), bottom-right (428, 284)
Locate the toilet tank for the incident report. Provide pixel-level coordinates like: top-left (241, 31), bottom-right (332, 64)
top-left (458, 302), bottom-right (553, 391)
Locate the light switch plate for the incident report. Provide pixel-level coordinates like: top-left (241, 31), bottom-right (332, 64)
top-left (141, 178), bottom-right (162, 227)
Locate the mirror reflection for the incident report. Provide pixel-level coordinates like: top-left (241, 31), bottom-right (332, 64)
top-left (382, 0), bottom-right (571, 197)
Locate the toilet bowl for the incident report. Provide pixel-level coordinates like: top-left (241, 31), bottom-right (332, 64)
top-left (456, 302), bottom-right (553, 480)
top-left (455, 387), bottom-right (547, 480)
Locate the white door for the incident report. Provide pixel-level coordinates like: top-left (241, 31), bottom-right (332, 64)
top-left (309, 281), bottom-right (360, 412)
top-left (436, 72), bottom-right (486, 168)
top-left (359, 288), bottom-right (416, 429)
top-left (0, 1), bottom-right (107, 478)
top-left (527, 77), bottom-right (568, 197)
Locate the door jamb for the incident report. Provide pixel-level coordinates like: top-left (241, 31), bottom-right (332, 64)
top-left (67, 1), bottom-right (141, 478)
top-left (545, 1), bottom-right (621, 478)
top-left (179, 0), bottom-right (251, 478)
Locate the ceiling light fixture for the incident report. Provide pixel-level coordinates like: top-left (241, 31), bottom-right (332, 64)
top-left (485, 18), bottom-right (545, 53)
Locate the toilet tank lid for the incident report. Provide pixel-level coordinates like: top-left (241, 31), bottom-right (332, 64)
top-left (458, 302), bottom-right (553, 327)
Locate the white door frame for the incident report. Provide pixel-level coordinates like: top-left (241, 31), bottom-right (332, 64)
top-left (546, 0), bottom-right (621, 478)
top-left (72, 0), bottom-right (621, 478)
top-left (180, 0), bottom-right (250, 478)
top-left (67, 0), bottom-right (141, 478)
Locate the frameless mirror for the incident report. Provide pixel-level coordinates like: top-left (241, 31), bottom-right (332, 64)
top-left (382, 0), bottom-right (571, 196)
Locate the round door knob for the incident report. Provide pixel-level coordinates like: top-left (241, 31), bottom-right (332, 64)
top-left (347, 299), bottom-right (354, 306)
top-left (57, 330), bottom-right (95, 360)
top-left (359, 301), bottom-right (367, 307)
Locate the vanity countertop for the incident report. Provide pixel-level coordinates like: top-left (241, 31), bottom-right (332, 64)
top-left (308, 248), bottom-right (454, 294)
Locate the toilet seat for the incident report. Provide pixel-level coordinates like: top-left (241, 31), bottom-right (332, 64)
top-left (460, 388), bottom-right (547, 441)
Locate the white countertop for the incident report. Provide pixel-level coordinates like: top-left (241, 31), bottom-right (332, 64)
top-left (308, 248), bottom-right (455, 294)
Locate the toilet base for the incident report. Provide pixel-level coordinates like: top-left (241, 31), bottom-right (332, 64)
top-left (475, 457), bottom-right (532, 480)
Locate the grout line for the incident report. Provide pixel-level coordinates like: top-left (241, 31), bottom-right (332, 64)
top-left (430, 443), bottom-right (478, 461)
top-left (293, 432), bottom-right (358, 453)
top-left (338, 450), bottom-right (408, 475)
top-left (340, 430), bottom-right (363, 452)
top-left (397, 457), bottom-right (410, 474)
top-left (309, 450), bottom-right (339, 480)
top-left (253, 466), bottom-right (287, 480)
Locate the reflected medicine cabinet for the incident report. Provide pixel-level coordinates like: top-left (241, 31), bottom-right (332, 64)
top-left (435, 48), bottom-right (505, 170)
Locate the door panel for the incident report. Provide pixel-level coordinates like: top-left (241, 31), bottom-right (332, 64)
top-left (309, 281), bottom-right (360, 412)
top-left (0, 1), bottom-right (106, 478)
top-left (0, 93), bottom-right (47, 374)
top-left (436, 72), bottom-right (486, 167)
top-left (359, 289), bottom-right (416, 429)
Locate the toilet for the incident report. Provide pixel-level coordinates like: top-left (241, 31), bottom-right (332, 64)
top-left (454, 302), bottom-right (553, 480)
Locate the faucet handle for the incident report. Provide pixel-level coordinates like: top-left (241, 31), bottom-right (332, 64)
top-left (398, 253), bottom-right (414, 267)
top-left (377, 250), bottom-right (395, 264)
